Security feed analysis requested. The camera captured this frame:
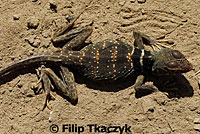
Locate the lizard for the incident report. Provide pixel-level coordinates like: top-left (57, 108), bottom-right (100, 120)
top-left (0, 11), bottom-right (193, 110)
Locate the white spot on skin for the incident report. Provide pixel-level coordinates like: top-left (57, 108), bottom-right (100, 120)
top-left (131, 60), bottom-right (133, 68)
top-left (140, 49), bottom-right (145, 67)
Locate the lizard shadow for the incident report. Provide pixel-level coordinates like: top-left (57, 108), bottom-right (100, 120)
top-left (74, 72), bottom-right (194, 99)
top-left (139, 74), bottom-right (194, 99)
top-left (0, 64), bottom-right (194, 103)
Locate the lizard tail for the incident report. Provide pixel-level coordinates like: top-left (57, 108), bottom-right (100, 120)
top-left (0, 55), bottom-right (62, 76)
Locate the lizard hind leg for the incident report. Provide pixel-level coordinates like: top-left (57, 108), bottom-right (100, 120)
top-left (39, 65), bottom-right (78, 105)
top-left (36, 65), bottom-right (55, 111)
top-left (59, 65), bottom-right (78, 105)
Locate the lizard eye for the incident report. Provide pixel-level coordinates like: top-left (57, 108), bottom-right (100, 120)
top-left (167, 61), bottom-right (178, 68)
top-left (172, 50), bottom-right (183, 59)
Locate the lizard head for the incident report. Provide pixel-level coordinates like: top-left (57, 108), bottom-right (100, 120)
top-left (151, 48), bottom-right (193, 75)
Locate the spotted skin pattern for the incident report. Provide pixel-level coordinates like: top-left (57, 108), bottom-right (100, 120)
top-left (77, 39), bottom-right (151, 80)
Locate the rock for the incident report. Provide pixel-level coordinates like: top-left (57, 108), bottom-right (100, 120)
top-left (27, 17), bottom-right (39, 29)
top-left (13, 14), bottom-right (20, 20)
top-left (32, 0), bottom-right (37, 2)
top-left (138, 0), bottom-right (146, 4)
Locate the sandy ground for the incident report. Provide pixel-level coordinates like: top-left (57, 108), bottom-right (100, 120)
top-left (0, 0), bottom-right (200, 133)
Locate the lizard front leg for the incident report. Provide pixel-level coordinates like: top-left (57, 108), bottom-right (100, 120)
top-left (133, 31), bottom-right (160, 95)
top-left (133, 30), bottom-right (172, 51)
top-left (134, 75), bottom-right (159, 98)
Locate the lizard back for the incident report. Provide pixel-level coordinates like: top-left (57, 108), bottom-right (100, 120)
top-left (78, 39), bottom-right (152, 80)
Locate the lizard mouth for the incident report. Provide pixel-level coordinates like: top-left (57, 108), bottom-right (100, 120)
top-left (167, 60), bottom-right (193, 74)
top-left (153, 62), bottom-right (193, 75)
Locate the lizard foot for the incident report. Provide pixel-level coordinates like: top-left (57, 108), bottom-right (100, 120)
top-left (135, 82), bottom-right (159, 98)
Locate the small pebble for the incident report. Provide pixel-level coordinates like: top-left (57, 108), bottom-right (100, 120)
top-left (130, 0), bottom-right (136, 3)
top-left (194, 118), bottom-right (200, 124)
top-left (33, 38), bottom-right (41, 48)
top-left (25, 35), bottom-right (35, 45)
top-left (25, 35), bottom-right (36, 45)
top-left (138, 0), bottom-right (146, 4)
top-left (48, 111), bottom-right (53, 122)
top-left (17, 83), bottom-right (23, 88)
top-left (196, 107), bottom-right (200, 114)
top-left (30, 83), bottom-right (39, 90)
top-left (10, 56), bottom-right (15, 60)
top-left (185, 115), bottom-right (193, 122)
top-left (32, 0), bottom-right (37, 2)
top-left (119, 1), bottom-right (125, 6)
top-left (25, 35), bottom-right (40, 48)
top-left (29, 50), bottom-right (34, 55)
top-left (49, 0), bottom-right (57, 12)
top-left (13, 14), bottom-right (20, 20)
top-left (141, 9), bottom-right (145, 15)
top-left (189, 105), bottom-right (198, 111)
top-left (194, 124), bottom-right (200, 132)
top-left (27, 17), bottom-right (39, 29)
top-left (41, 38), bottom-right (51, 48)
top-left (142, 98), bottom-right (155, 113)
top-left (65, 15), bottom-right (74, 23)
